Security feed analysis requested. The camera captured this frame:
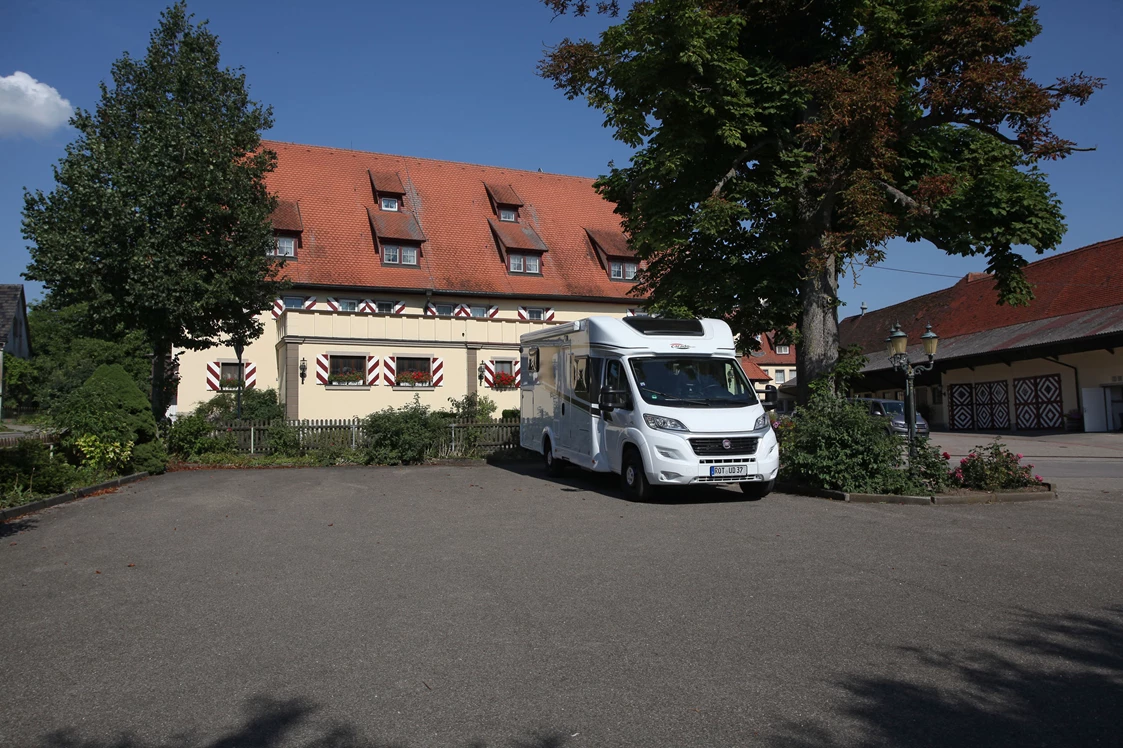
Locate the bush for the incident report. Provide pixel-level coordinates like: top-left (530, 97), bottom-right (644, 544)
top-left (166, 412), bottom-right (236, 458)
top-left (949, 440), bottom-right (1044, 490)
top-left (446, 393), bottom-right (496, 421)
top-left (51, 364), bottom-right (166, 474)
top-left (74, 434), bottom-right (133, 472)
top-left (362, 397), bottom-right (447, 465)
top-left (194, 388), bottom-right (285, 422)
top-left (501, 408), bottom-right (521, 421)
top-left (779, 394), bottom-right (940, 494)
top-left (130, 440), bottom-right (169, 475)
top-left (267, 422), bottom-right (301, 457)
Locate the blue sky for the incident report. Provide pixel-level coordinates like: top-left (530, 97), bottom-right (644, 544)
top-left (2, 0), bottom-right (1120, 322)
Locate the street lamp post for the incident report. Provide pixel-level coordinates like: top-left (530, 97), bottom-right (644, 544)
top-left (886, 323), bottom-right (940, 463)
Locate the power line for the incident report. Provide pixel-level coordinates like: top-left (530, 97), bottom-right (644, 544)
top-left (852, 263), bottom-right (1112, 288)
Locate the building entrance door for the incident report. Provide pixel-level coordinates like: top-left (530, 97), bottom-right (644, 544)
top-left (1014, 373), bottom-right (1063, 430)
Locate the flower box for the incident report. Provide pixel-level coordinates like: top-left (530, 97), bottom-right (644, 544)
top-left (492, 372), bottom-right (518, 389)
top-left (328, 372), bottom-right (366, 386)
top-left (395, 371), bottom-right (432, 387)
top-left (220, 378), bottom-right (244, 390)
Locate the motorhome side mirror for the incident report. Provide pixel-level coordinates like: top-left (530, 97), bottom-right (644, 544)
top-left (599, 389), bottom-right (628, 410)
top-left (762, 384), bottom-right (778, 411)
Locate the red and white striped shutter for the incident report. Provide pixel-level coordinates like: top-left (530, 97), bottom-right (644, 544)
top-left (482, 359), bottom-right (495, 388)
top-left (206, 361), bottom-right (221, 391)
top-left (517, 306), bottom-right (528, 320)
top-left (303, 297), bottom-right (317, 310)
top-left (366, 356), bottom-right (379, 385)
top-left (393, 301), bottom-right (406, 314)
top-left (488, 305), bottom-right (499, 318)
top-left (244, 362), bottom-right (257, 390)
top-left (326, 297), bottom-right (340, 311)
top-left (383, 355), bottom-right (396, 385)
top-left (544, 308), bottom-right (556, 322)
top-left (513, 358), bottom-right (522, 385)
top-left (626, 308), bottom-right (636, 317)
top-left (431, 357), bottom-right (444, 386)
top-left (272, 299), bottom-right (285, 319)
top-left (315, 354), bottom-right (329, 385)
top-left (359, 299), bottom-right (376, 313)
top-left (425, 302), bottom-right (437, 316)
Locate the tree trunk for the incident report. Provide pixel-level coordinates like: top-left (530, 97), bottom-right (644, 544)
top-left (797, 250), bottom-right (840, 404)
top-left (150, 340), bottom-right (172, 422)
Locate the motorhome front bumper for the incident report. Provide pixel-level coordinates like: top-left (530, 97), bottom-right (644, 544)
top-left (646, 433), bottom-right (779, 485)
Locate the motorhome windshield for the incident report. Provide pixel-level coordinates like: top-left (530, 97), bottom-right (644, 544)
top-left (629, 357), bottom-right (758, 408)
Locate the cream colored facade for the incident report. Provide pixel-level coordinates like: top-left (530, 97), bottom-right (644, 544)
top-left (175, 293), bottom-right (636, 419)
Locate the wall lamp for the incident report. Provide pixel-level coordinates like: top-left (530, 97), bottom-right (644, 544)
top-left (299, 357), bottom-right (308, 385)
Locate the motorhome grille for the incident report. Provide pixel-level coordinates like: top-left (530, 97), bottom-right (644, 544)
top-left (689, 437), bottom-right (759, 456)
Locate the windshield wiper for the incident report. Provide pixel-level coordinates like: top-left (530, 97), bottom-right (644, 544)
top-left (641, 388), bottom-right (710, 406)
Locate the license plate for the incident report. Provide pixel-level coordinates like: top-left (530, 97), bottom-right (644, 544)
top-left (710, 465), bottom-right (748, 477)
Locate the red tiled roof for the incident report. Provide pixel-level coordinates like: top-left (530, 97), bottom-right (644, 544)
top-left (369, 171), bottom-right (406, 195)
top-left (751, 332), bottom-right (796, 365)
top-left (264, 141), bottom-right (640, 300)
top-left (586, 228), bottom-right (635, 259)
top-left (840, 236), bottom-right (1123, 353)
top-left (367, 207), bottom-right (427, 244)
top-left (271, 200), bottom-right (303, 232)
top-left (740, 356), bottom-right (771, 381)
top-left (488, 218), bottom-right (548, 253)
top-left (484, 182), bottom-right (524, 207)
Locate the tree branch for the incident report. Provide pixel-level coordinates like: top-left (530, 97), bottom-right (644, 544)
top-left (878, 181), bottom-right (929, 214)
top-left (711, 140), bottom-right (775, 198)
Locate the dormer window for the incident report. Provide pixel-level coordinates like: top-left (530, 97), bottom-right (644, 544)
top-left (610, 260), bottom-right (637, 281)
top-left (271, 236), bottom-right (296, 258)
top-left (381, 197), bottom-right (399, 212)
top-left (383, 243), bottom-right (420, 267)
top-left (499, 208), bottom-right (517, 222)
top-left (509, 253), bottom-right (541, 275)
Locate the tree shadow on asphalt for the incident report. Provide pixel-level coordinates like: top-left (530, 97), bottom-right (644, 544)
top-left (37, 695), bottom-right (570, 748)
top-left (770, 606), bottom-right (1123, 748)
top-left (489, 460), bottom-right (753, 505)
top-left (1, 517), bottom-right (37, 538)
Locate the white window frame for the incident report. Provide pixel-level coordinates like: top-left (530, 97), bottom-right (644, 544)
top-left (375, 300), bottom-right (395, 314)
top-left (381, 196), bottom-right (400, 212)
top-left (775, 370), bottom-right (786, 384)
top-left (775, 345), bottom-right (790, 355)
top-left (283, 296), bottom-right (304, 309)
top-left (509, 254), bottom-right (524, 273)
top-left (610, 261), bottom-right (624, 280)
top-left (401, 246), bottom-right (418, 265)
top-left (624, 262), bottom-right (638, 280)
top-left (525, 255), bottom-right (540, 274)
top-left (383, 245), bottom-right (400, 264)
top-left (273, 236), bottom-right (296, 257)
top-left (499, 208), bottom-right (517, 222)
top-left (527, 308), bottom-right (545, 321)
top-left (470, 305), bottom-right (488, 318)
top-left (435, 304), bottom-right (455, 317)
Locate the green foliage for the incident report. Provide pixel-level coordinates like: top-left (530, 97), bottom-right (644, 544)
top-left (0, 439), bottom-right (107, 508)
top-left (446, 393), bottom-right (497, 421)
top-left (949, 440), bottom-right (1044, 490)
top-left (539, 0), bottom-right (1100, 387)
top-left (501, 408), bottom-right (521, 420)
top-left (166, 413), bottom-right (235, 458)
top-left (74, 434), bottom-right (133, 472)
top-left (778, 394), bottom-right (940, 495)
top-left (194, 388), bottom-right (286, 422)
top-left (266, 422), bottom-right (301, 457)
top-left (2, 355), bottom-right (36, 411)
top-left (362, 397), bottom-right (448, 465)
top-left (130, 441), bottom-right (169, 475)
top-left (52, 364), bottom-right (166, 474)
top-left (22, 2), bottom-right (285, 418)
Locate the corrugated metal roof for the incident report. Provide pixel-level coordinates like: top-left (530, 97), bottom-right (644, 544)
top-left (861, 303), bottom-right (1123, 373)
top-left (488, 218), bottom-right (547, 252)
top-left (366, 207), bottom-right (427, 243)
top-left (484, 182), bottom-right (523, 207)
top-left (585, 227), bottom-right (634, 258)
top-left (369, 170), bottom-right (406, 195)
top-left (271, 200), bottom-right (303, 231)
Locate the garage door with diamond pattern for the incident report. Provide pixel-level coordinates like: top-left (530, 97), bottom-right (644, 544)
top-left (1014, 374), bottom-right (1063, 430)
top-left (948, 381), bottom-right (1010, 431)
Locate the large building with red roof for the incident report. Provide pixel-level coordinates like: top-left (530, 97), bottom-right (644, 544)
top-left (840, 236), bottom-right (1123, 432)
top-left (175, 141), bottom-right (645, 418)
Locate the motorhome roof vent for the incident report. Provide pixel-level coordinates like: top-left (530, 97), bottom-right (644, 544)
top-left (623, 317), bottom-right (705, 336)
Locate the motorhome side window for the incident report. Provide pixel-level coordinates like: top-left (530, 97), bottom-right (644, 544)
top-left (605, 360), bottom-right (630, 407)
top-left (571, 356), bottom-right (590, 401)
top-left (527, 348), bottom-right (539, 373)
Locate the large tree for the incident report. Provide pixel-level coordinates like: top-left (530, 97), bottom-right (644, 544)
top-left (540, 0), bottom-right (1100, 398)
top-left (23, 2), bottom-right (284, 419)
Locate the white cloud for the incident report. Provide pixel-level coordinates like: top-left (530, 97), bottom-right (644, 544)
top-left (0, 71), bottom-right (73, 138)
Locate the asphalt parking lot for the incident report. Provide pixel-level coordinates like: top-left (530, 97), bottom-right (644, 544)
top-left (2, 464), bottom-right (1122, 748)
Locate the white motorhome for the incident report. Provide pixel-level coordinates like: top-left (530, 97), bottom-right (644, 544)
top-left (519, 317), bottom-right (780, 499)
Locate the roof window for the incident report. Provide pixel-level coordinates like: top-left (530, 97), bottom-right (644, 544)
top-left (381, 197), bottom-right (399, 212)
top-left (499, 207), bottom-right (518, 223)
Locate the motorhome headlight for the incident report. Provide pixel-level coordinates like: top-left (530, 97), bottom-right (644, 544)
top-left (754, 414), bottom-right (770, 431)
top-left (643, 414), bottom-right (689, 432)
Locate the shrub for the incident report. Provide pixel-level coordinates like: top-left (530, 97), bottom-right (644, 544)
top-left (267, 422), bottom-right (301, 457)
top-left (0, 439), bottom-right (82, 501)
top-left (362, 397), bottom-right (447, 465)
top-left (130, 441), bottom-right (169, 475)
top-left (501, 408), bottom-right (521, 421)
top-left (779, 394), bottom-right (938, 494)
top-left (949, 440), bottom-right (1044, 490)
top-left (194, 388), bottom-right (285, 422)
top-left (166, 413), bottom-right (235, 458)
top-left (446, 392), bottom-right (496, 421)
top-left (74, 434), bottom-right (133, 472)
top-left (51, 364), bottom-right (166, 474)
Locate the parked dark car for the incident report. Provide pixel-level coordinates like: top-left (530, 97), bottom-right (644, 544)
top-left (850, 398), bottom-right (929, 437)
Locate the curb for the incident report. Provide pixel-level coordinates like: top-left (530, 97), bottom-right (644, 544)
top-left (775, 481), bottom-right (1056, 506)
top-left (0, 472), bottom-right (149, 522)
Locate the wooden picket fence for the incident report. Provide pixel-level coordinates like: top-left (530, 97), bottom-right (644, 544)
top-left (212, 417), bottom-right (520, 457)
